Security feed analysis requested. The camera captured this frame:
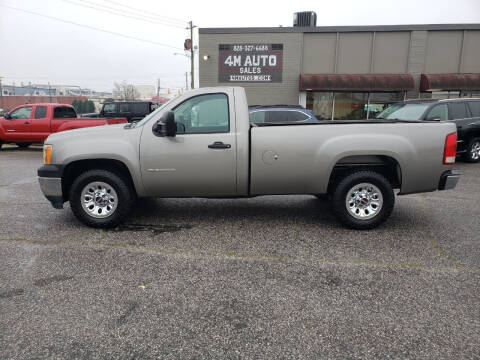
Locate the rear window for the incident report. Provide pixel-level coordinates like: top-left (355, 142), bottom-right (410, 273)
top-left (249, 111), bottom-right (266, 123)
top-left (54, 107), bottom-right (77, 119)
top-left (448, 102), bottom-right (469, 120)
top-left (467, 101), bottom-right (480, 117)
top-left (34, 106), bottom-right (47, 119)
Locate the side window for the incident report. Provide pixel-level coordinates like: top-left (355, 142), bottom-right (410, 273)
top-left (448, 102), bottom-right (469, 120)
top-left (426, 104), bottom-right (449, 121)
top-left (119, 103), bottom-right (130, 113)
top-left (467, 101), bottom-right (480, 117)
top-left (54, 107), bottom-right (76, 118)
top-left (103, 104), bottom-right (116, 114)
top-left (249, 111), bottom-right (265, 123)
top-left (64, 107), bottom-right (77, 118)
top-left (173, 93), bottom-right (229, 134)
top-left (133, 103), bottom-right (149, 114)
top-left (34, 106), bottom-right (47, 119)
top-left (266, 111), bottom-right (289, 123)
top-left (288, 111), bottom-right (309, 122)
top-left (10, 107), bottom-right (32, 119)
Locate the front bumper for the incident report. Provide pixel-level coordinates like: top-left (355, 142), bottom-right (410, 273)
top-left (438, 170), bottom-right (460, 191)
top-left (37, 164), bottom-right (65, 209)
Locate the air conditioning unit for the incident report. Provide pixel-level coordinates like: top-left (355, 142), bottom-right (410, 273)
top-left (293, 11), bottom-right (317, 27)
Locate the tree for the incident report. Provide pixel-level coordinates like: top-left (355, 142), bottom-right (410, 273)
top-left (72, 99), bottom-right (79, 112)
top-left (86, 100), bottom-right (95, 113)
top-left (113, 81), bottom-right (140, 101)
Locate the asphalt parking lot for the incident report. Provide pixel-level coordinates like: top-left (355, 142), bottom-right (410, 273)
top-left (0, 145), bottom-right (479, 359)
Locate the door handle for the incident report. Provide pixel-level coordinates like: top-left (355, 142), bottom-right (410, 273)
top-left (208, 141), bottom-right (231, 149)
top-left (24, 121), bottom-right (31, 124)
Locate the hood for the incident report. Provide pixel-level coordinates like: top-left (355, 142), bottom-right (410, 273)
top-left (45, 123), bottom-right (128, 144)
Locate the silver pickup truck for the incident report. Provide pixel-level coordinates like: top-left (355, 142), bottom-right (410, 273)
top-left (38, 87), bottom-right (459, 230)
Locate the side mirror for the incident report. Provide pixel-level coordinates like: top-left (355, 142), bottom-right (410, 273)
top-left (153, 111), bottom-right (176, 137)
top-left (426, 116), bottom-right (441, 121)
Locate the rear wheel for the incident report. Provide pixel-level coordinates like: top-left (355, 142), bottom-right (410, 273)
top-left (16, 143), bottom-right (31, 148)
top-left (69, 169), bottom-right (134, 228)
top-left (464, 137), bottom-right (480, 163)
top-left (331, 171), bottom-right (395, 230)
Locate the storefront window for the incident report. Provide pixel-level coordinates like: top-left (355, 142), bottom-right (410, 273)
top-left (333, 92), bottom-right (368, 120)
top-left (306, 92), bottom-right (333, 120)
top-left (306, 91), bottom-right (407, 120)
top-left (368, 92), bottom-right (405, 119)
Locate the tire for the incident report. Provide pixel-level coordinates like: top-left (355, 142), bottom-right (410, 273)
top-left (331, 171), bottom-right (395, 230)
top-left (69, 169), bottom-right (134, 228)
top-left (16, 143), bottom-right (31, 148)
top-left (464, 137), bottom-right (480, 163)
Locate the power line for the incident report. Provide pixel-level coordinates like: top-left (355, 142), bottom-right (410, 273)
top-left (63, 0), bottom-right (187, 29)
top-left (0, 4), bottom-right (185, 50)
top-left (101, 0), bottom-right (187, 25)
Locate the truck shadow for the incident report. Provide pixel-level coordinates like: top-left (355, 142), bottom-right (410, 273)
top-left (0, 146), bottom-right (42, 152)
top-left (131, 196), bottom-right (335, 226)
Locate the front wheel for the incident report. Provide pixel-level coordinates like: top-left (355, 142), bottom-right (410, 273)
top-left (464, 137), bottom-right (480, 163)
top-left (69, 169), bottom-right (134, 228)
top-left (331, 171), bottom-right (395, 230)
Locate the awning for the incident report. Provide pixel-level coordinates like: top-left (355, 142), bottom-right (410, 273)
top-left (420, 73), bottom-right (480, 91)
top-left (299, 74), bottom-right (415, 92)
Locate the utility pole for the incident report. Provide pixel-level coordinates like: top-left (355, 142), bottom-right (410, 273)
top-left (185, 72), bottom-right (189, 91)
top-left (48, 82), bottom-right (52, 102)
top-left (157, 78), bottom-right (160, 97)
top-left (188, 21), bottom-right (196, 89)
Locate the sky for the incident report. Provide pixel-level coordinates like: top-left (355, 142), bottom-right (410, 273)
top-left (1, 0), bottom-right (479, 93)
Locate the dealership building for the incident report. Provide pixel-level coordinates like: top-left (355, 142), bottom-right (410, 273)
top-left (198, 21), bottom-right (480, 119)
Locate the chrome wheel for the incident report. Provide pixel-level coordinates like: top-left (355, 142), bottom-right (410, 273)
top-left (470, 141), bottom-right (480, 160)
top-left (80, 181), bottom-right (117, 218)
top-left (345, 182), bottom-right (383, 220)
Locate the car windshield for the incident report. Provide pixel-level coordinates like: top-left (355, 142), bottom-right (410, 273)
top-left (134, 98), bottom-right (175, 127)
top-left (376, 103), bottom-right (430, 120)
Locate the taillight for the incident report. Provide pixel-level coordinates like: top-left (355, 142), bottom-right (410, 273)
top-left (443, 132), bottom-right (457, 165)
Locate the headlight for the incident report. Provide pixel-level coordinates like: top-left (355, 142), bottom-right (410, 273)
top-left (43, 145), bottom-right (52, 164)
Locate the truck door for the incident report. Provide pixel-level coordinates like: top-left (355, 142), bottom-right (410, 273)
top-left (2, 106), bottom-right (33, 141)
top-left (31, 105), bottom-right (50, 141)
top-left (140, 91), bottom-right (237, 197)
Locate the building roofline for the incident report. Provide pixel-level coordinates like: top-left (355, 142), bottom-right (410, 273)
top-left (199, 23), bottom-right (480, 34)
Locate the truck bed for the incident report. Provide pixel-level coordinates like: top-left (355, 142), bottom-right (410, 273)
top-left (249, 120), bottom-right (455, 196)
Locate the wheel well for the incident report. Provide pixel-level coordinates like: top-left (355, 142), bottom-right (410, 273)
top-left (62, 159), bottom-right (136, 201)
top-left (328, 155), bottom-right (402, 193)
top-left (464, 132), bottom-right (480, 143)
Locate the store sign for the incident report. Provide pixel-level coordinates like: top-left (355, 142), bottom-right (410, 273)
top-left (218, 44), bottom-right (283, 83)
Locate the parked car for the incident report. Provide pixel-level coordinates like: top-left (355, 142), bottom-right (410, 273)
top-left (377, 98), bottom-right (480, 162)
top-left (0, 103), bottom-right (127, 148)
top-left (82, 101), bottom-right (157, 123)
top-left (249, 105), bottom-right (318, 123)
top-left (38, 87), bottom-right (459, 230)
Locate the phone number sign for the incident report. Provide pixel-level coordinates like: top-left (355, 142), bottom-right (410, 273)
top-left (218, 44), bottom-right (283, 83)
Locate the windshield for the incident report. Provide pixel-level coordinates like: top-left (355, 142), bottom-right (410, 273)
top-left (134, 98), bottom-right (176, 127)
top-left (376, 103), bottom-right (430, 120)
